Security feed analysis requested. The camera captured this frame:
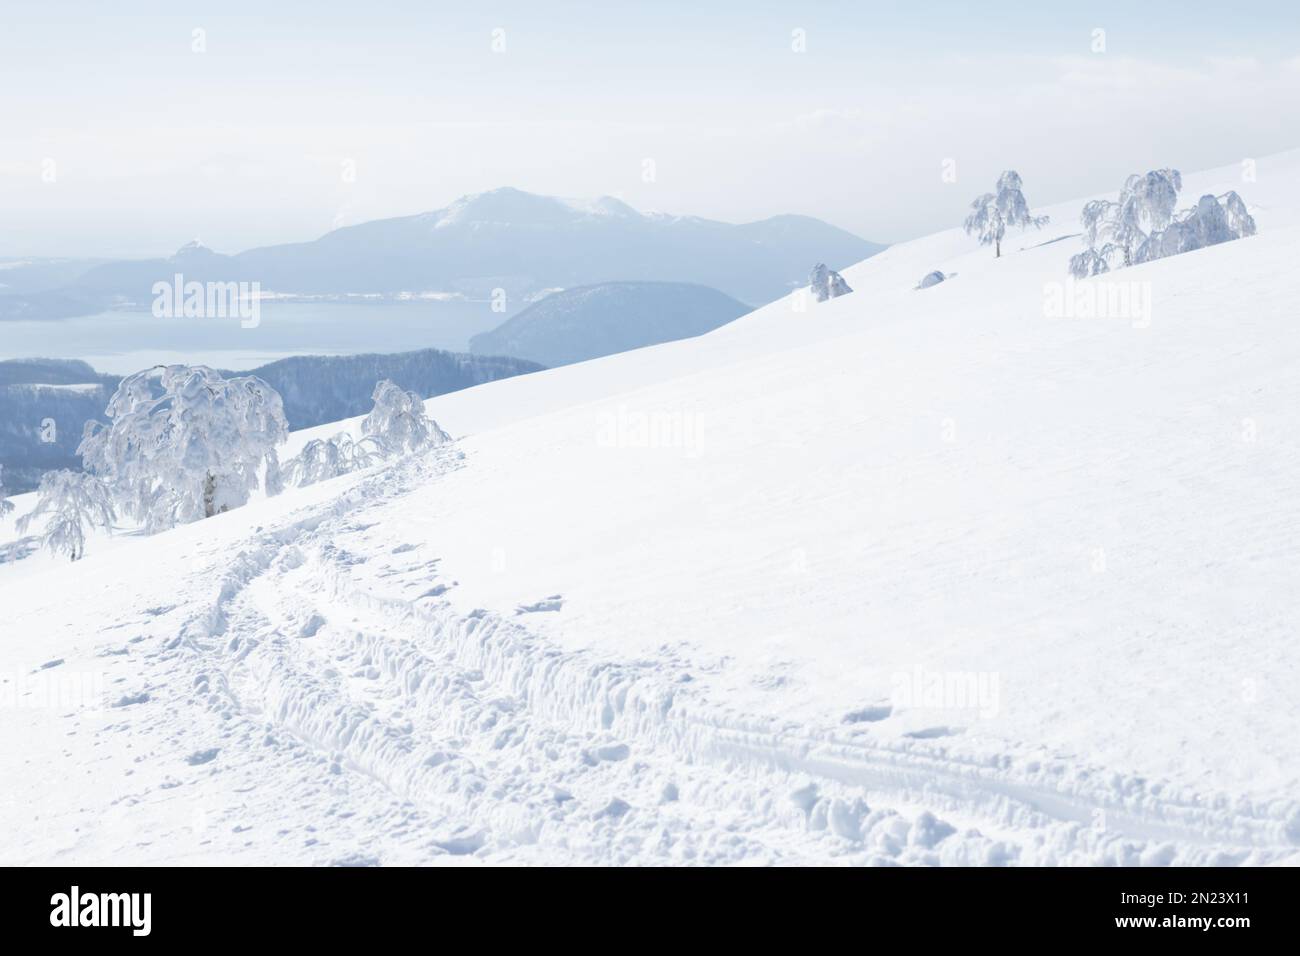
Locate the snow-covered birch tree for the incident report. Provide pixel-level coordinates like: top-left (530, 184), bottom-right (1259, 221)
top-left (78, 365), bottom-right (288, 531)
top-left (16, 469), bottom-right (115, 561)
top-left (964, 170), bottom-right (1049, 257)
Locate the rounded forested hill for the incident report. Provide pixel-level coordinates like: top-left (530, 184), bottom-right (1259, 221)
top-left (469, 281), bottom-right (751, 368)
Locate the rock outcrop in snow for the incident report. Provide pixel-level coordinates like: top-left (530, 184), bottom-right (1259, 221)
top-left (809, 263), bottom-right (852, 302)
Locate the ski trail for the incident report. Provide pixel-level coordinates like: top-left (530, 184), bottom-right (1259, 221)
top-left (150, 448), bottom-right (1300, 866)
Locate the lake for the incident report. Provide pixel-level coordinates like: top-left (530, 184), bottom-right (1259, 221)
top-left (0, 299), bottom-right (515, 374)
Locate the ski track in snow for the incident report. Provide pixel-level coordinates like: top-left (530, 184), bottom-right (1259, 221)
top-left (7, 449), bottom-right (1294, 866)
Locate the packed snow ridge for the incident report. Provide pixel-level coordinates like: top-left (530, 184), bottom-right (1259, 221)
top-left (3, 153), bottom-right (1300, 865)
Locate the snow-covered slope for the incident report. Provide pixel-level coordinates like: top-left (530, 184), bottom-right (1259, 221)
top-left (4, 153), bottom-right (1300, 866)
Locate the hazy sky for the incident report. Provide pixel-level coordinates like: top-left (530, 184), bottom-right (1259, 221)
top-left (3, 0), bottom-right (1299, 258)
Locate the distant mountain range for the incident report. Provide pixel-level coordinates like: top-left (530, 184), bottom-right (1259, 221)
top-left (0, 188), bottom-right (883, 319)
top-left (0, 350), bottom-right (541, 493)
top-left (471, 281), bottom-right (751, 367)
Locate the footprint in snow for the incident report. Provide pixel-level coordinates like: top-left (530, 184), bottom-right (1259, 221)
top-left (583, 742), bottom-right (629, 764)
top-left (186, 748), bottom-right (220, 766)
top-left (904, 725), bottom-right (961, 739)
top-left (515, 595), bottom-right (563, 614)
top-left (842, 703), bottom-right (892, 724)
top-left (433, 831), bottom-right (486, 856)
top-left (592, 798), bottom-right (631, 821)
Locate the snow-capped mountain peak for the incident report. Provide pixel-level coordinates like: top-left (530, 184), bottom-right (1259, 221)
top-left (170, 239), bottom-right (220, 260)
top-left (430, 187), bottom-right (645, 230)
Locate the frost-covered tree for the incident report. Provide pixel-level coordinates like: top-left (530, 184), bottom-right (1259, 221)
top-left (16, 470), bottom-right (115, 561)
top-left (1134, 192), bottom-right (1257, 264)
top-left (809, 263), bottom-right (852, 302)
top-left (1070, 168), bottom-right (1254, 276)
top-left (0, 464), bottom-right (13, 518)
top-left (79, 365), bottom-right (288, 531)
top-left (963, 170), bottom-right (1049, 257)
top-left (1069, 200), bottom-right (1127, 277)
top-left (284, 433), bottom-right (388, 487)
top-left (1220, 190), bottom-right (1257, 239)
top-left (361, 380), bottom-right (451, 454)
top-left (1070, 168), bottom-right (1183, 277)
top-left (1112, 169), bottom-right (1182, 260)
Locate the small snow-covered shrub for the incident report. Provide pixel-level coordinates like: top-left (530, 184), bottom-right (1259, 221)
top-left (78, 364), bottom-right (288, 531)
top-left (361, 380), bottom-right (451, 454)
top-left (17, 469), bottom-right (115, 561)
top-left (916, 271), bottom-right (947, 289)
top-left (1068, 246), bottom-right (1120, 278)
top-left (809, 263), bottom-right (852, 302)
top-left (285, 433), bottom-right (388, 487)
